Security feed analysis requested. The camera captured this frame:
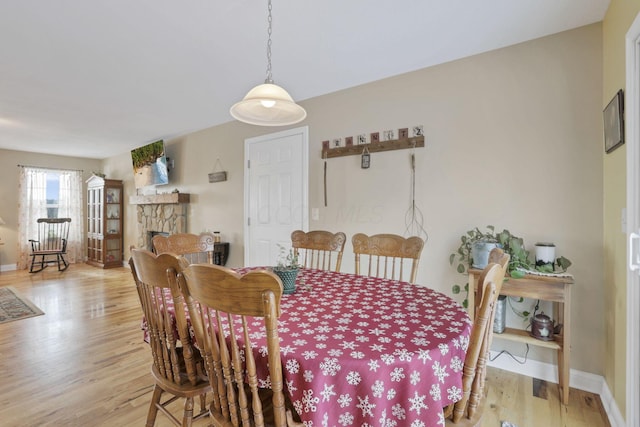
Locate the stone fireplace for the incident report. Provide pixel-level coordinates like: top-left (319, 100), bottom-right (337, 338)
top-left (129, 193), bottom-right (190, 250)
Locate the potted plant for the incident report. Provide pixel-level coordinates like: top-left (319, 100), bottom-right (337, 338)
top-left (449, 225), bottom-right (571, 309)
top-left (273, 245), bottom-right (301, 294)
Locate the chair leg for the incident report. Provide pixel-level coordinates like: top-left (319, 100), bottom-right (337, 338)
top-left (199, 393), bottom-right (206, 414)
top-left (146, 384), bottom-right (163, 427)
top-left (57, 254), bottom-right (69, 271)
top-left (182, 396), bottom-right (194, 427)
top-left (29, 255), bottom-right (45, 273)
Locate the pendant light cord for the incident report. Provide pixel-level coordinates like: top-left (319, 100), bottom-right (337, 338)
top-left (265, 0), bottom-right (273, 84)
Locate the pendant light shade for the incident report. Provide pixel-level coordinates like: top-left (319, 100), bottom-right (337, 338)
top-left (230, 82), bottom-right (306, 126)
top-left (230, 0), bottom-right (306, 126)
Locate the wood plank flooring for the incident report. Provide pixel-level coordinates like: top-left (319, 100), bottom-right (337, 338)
top-left (0, 264), bottom-right (610, 427)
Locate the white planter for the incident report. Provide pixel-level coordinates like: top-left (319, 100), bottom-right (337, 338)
top-left (535, 242), bottom-right (556, 268)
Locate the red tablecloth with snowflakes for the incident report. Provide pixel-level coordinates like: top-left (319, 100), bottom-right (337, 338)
top-left (241, 268), bottom-right (472, 426)
top-left (148, 267), bottom-right (471, 426)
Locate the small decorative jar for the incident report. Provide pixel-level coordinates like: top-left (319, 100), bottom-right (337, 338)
top-left (534, 242), bottom-right (556, 270)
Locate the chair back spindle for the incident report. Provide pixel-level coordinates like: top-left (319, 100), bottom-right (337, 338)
top-left (291, 230), bottom-right (346, 272)
top-left (352, 233), bottom-right (424, 283)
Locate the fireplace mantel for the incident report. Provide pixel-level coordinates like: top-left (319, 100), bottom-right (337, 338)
top-left (129, 193), bottom-right (190, 205)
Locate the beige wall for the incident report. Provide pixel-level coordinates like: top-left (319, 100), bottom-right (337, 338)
top-left (0, 149), bottom-right (102, 267)
top-left (103, 24), bottom-right (605, 375)
top-left (602, 0), bottom-right (640, 417)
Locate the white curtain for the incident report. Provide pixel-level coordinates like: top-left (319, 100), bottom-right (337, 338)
top-left (58, 170), bottom-right (84, 264)
top-left (17, 167), bottom-right (84, 269)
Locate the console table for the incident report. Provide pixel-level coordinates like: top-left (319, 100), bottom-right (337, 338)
top-left (468, 269), bottom-right (573, 405)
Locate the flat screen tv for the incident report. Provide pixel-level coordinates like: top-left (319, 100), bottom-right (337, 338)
top-left (131, 140), bottom-right (169, 189)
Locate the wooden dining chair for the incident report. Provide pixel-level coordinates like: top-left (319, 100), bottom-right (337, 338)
top-left (352, 233), bottom-right (424, 283)
top-left (152, 231), bottom-right (218, 265)
top-left (178, 263), bottom-right (301, 427)
top-left (129, 249), bottom-right (211, 427)
top-left (444, 262), bottom-right (507, 426)
top-left (472, 247), bottom-right (510, 314)
top-left (291, 230), bottom-right (346, 272)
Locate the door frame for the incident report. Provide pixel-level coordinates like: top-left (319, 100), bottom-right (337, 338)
top-left (626, 12), bottom-right (640, 427)
top-left (243, 126), bottom-right (309, 266)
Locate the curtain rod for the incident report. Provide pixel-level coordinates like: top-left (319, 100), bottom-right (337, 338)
top-left (17, 164), bottom-right (84, 172)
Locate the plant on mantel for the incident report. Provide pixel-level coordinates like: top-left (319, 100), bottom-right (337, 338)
top-left (449, 225), bottom-right (571, 315)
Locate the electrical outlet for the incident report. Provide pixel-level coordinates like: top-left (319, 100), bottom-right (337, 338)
top-left (312, 208), bottom-right (319, 221)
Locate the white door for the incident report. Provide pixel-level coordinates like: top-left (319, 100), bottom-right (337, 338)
top-left (244, 126), bottom-right (309, 267)
top-left (627, 12), bottom-right (640, 427)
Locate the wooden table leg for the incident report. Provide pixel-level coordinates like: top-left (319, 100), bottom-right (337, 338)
top-left (558, 285), bottom-right (571, 405)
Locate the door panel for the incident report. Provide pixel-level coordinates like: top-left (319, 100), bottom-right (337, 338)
top-left (245, 127), bottom-right (309, 267)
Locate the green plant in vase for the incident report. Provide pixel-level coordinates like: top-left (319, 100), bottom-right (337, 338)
top-left (273, 245), bottom-right (301, 294)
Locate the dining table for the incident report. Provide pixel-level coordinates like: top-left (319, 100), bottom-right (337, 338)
top-left (151, 267), bottom-right (472, 426)
top-left (241, 267), bottom-right (471, 426)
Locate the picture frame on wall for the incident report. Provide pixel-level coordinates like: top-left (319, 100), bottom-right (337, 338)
top-left (604, 89), bottom-right (624, 154)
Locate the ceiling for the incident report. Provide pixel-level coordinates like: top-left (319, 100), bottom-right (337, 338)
top-left (0, 0), bottom-right (609, 159)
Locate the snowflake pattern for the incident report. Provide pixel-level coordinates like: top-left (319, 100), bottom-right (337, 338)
top-left (165, 268), bottom-right (470, 426)
top-left (430, 383), bottom-right (441, 401)
top-left (337, 394), bottom-right (352, 408)
top-left (320, 383), bottom-right (336, 402)
top-left (372, 380), bottom-right (384, 398)
top-left (346, 371), bottom-right (362, 385)
top-left (356, 395), bottom-right (376, 417)
top-left (407, 391), bottom-right (429, 415)
top-left (447, 385), bottom-right (462, 402)
top-left (432, 361), bottom-right (450, 383)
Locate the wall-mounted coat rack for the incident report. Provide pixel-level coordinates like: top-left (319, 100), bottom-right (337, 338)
top-left (321, 135), bottom-right (424, 158)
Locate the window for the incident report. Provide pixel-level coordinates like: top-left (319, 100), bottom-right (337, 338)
top-left (46, 173), bottom-right (60, 218)
top-left (17, 166), bottom-right (84, 270)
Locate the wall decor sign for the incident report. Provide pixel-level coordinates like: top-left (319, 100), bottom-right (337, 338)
top-left (604, 89), bottom-right (624, 154)
top-left (320, 124), bottom-right (425, 159)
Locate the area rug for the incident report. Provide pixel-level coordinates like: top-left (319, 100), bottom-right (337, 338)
top-left (0, 287), bottom-right (44, 324)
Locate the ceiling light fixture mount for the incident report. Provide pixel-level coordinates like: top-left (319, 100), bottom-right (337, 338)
top-left (230, 0), bottom-right (306, 126)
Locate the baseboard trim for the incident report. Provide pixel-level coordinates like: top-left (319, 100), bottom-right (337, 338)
top-left (488, 350), bottom-right (624, 426)
top-left (0, 263), bottom-right (17, 272)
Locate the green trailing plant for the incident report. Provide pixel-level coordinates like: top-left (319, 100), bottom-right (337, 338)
top-left (449, 225), bottom-right (572, 310)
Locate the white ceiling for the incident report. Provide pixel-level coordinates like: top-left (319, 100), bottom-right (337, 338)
top-left (0, 0), bottom-right (609, 159)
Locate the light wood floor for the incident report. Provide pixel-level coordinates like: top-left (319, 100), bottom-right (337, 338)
top-left (0, 264), bottom-right (610, 427)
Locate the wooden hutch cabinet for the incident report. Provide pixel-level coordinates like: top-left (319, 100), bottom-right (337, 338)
top-left (86, 176), bottom-right (123, 268)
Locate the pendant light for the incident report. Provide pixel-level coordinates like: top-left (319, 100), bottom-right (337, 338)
top-left (230, 0), bottom-right (306, 126)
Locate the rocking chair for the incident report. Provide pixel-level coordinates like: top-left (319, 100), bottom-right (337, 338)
top-left (29, 218), bottom-right (71, 273)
